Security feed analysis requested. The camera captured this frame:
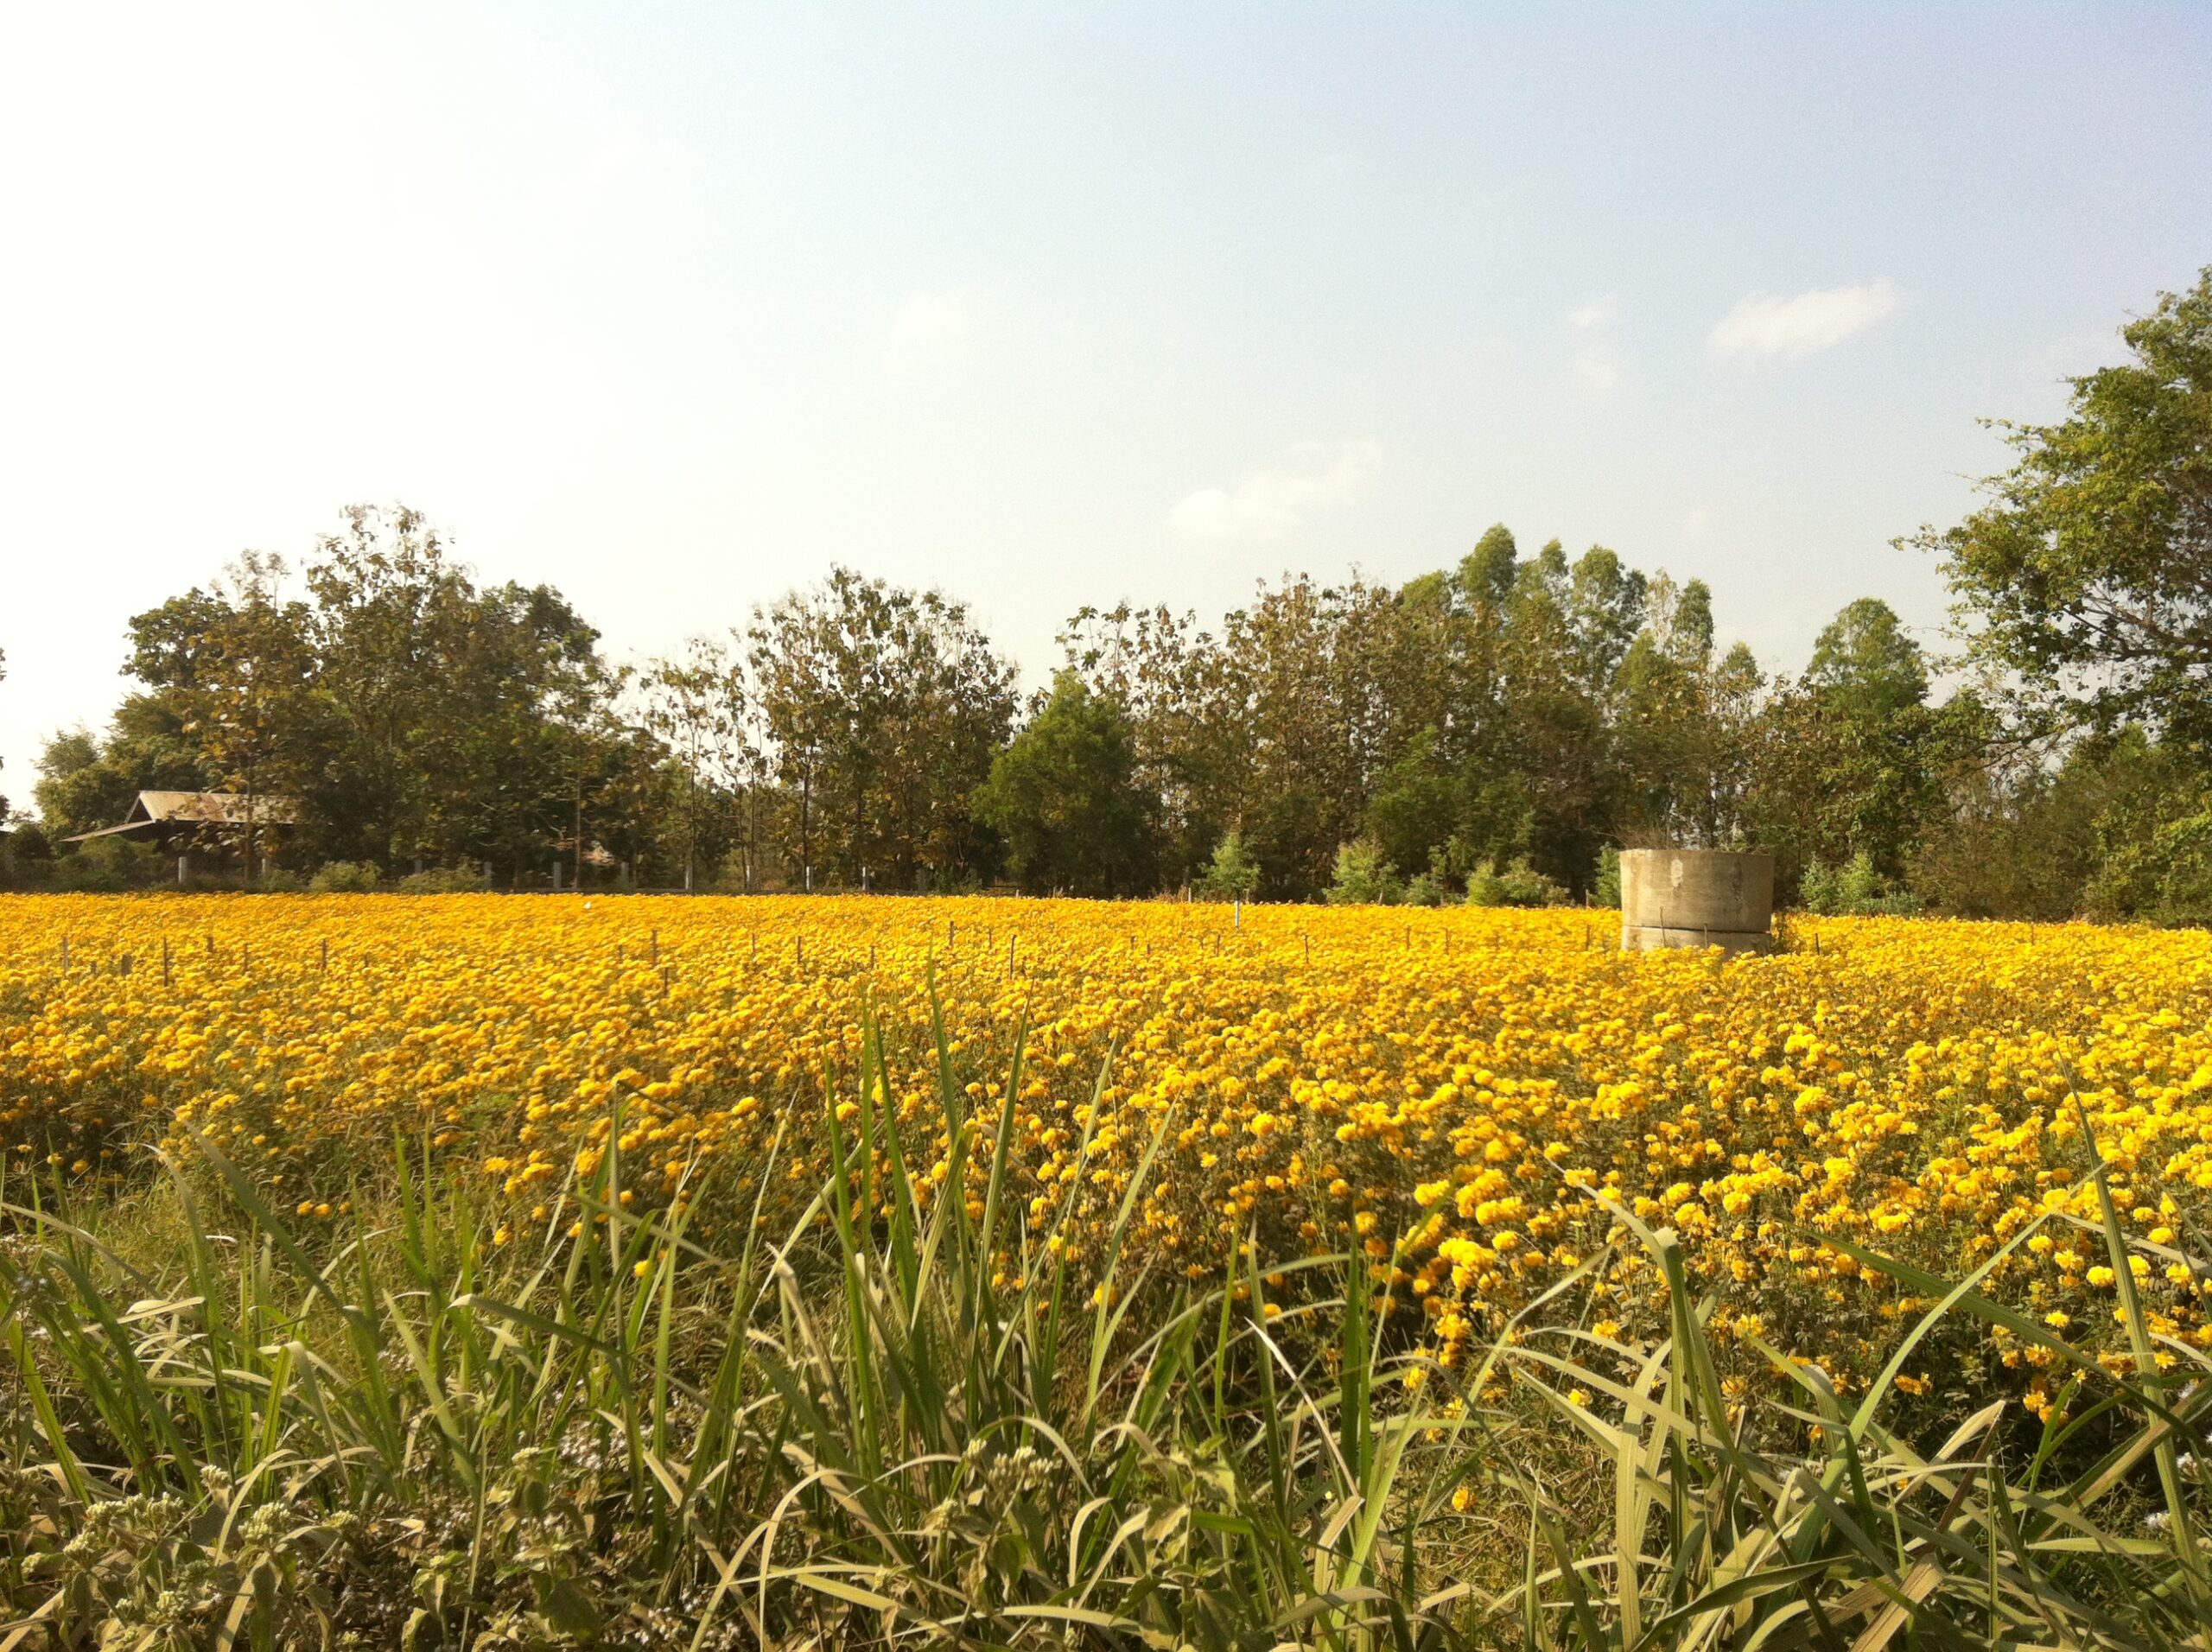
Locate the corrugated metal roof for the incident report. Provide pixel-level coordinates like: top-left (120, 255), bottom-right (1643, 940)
top-left (130, 791), bottom-right (299, 825)
top-left (64, 791), bottom-right (300, 842)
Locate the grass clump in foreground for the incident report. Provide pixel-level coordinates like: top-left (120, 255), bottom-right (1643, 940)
top-left (0, 1017), bottom-right (2208, 1649)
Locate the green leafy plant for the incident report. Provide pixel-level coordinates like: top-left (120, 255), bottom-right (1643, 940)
top-left (1327, 838), bottom-right (1403, 905)
top-left (0, 1033), bottom-right (2207, 1649)
top-left (397, 865), bottom-right (486, 894)
top-left (1801, 850), bottom-right (1922, 916)
top-left (1468, 855), bottom-right (1566, 908)
top-left (308, 859), bottom-right (380, 893)
top-left (1194, 829), bottom-right (1262, 901)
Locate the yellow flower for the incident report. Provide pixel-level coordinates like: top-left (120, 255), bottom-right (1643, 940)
top-left (3, 891), bottom-right (2209, 1382)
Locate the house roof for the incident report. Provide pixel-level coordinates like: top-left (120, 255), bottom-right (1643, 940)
top-left (65, 791), bottom-right (301, 842)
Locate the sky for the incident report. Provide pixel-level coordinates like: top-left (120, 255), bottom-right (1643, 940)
top-left (3, 3), bottom-right (2209, 812)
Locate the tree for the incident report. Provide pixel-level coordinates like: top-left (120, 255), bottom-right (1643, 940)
top-left (748, 568), bottom-right (1014, 891)
top-left (1325, 838), bottom-right (1401, 905)
top-left (34, 700), bottom-right (213, 842)
top-left (1913, 265), bottom-right (2212, 743)
top-left (111, 505), bottom-right (605, 879)
top-left (640, 639), bottom-right (757, 890)
top-left (1193, 829), bottom-right (1260, 900)
top-left (1611, 576), bottom-right (1764, 852)
top-left (1494, 544), bottom-right (1619, 886)
top-left (1364, 730), bottom-right (1458, 876)
top-left (294, 506), bottom-right (602, 874)
top-left (973, 672), bottom-right (1159, 896)
top-left (1806, 597), bottom-right (1929, 722)
top-left (126, 551), bottom-right (315, 874)
top-left (1058, 601), bottom-right (1257, 886)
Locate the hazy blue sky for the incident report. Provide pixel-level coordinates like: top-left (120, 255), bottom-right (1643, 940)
top-left (3, 3), bottom-right (2209, 807)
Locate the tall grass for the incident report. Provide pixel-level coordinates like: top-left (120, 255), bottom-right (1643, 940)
top-left (0, 1014), bottom-right (2205, 1649)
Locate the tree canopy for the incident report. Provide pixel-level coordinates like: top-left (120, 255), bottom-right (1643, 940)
top-left (19, 261), bottom-right (2212, 931)
top-left (973, 672), bottom-right (1158, 896)
top-left (1916, 264), bottom-right (2212, 743)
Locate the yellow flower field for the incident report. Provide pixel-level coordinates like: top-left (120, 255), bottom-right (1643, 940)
top-left (3, 893), bottom-right (2210, 1388)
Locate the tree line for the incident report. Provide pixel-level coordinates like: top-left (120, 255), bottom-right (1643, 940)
top-left (5, 267), bottom-right (2210, 919)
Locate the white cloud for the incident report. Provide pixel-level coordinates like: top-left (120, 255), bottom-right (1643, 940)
top-left (1708, 278), bottom-right (1901, 361)
top-left (883, 289), bottom-right (972, 382)
top-left (1168, 439), bottom-right (1382, 542)
top-left (1566, 296), bottom-right (1617, 331)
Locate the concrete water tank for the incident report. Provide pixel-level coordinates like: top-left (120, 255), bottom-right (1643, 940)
top-left (1619, 848), bottom-right (1775, 955)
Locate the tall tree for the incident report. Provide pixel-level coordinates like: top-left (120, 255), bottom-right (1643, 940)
top-left (1744, 597), bottom-right (1944, 883)
top-left (640, 639), bottom-right (757, 890)
top-left (1806, 597), bottom-right (1929, 722)
top-left (1611, 573), bottom-right (1739, 848)
top-left (298, 505), bottom-right (601, 872)
top-left (748, 568), bottom-right (1014, 890)
top-left (973, 672), bottom-right (1160, 896)
top-left (126, 551), bottom-right (315, 873)
top-left (1913, 265), bottom-right (2212, 743)
top-left (34, 700), bottom-right (214, 843)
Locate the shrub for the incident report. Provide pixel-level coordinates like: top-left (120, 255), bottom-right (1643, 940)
top-left (55, 836), bottom-right (166, 892)
top-left (309, 860), bottom-right (380, 893)
top-left (397, 864), bottom-right (484, 894)
top-left (1400, 868), bottom-right (1449, 906)
top-left (1802, 850), bottom-right (1922, 915)
top-left (2086, 810), bottom-right (2212, 927)
top-left (5, 821), bottom-right (52, 863)
top-left (1467, 855), bottom-right (1565, 907)
top-left (1594, 844), bottom-right (1622, 908)
top-left (1193, 829), bottom-right (1261, 900)
top-left (1325, 837), bottom-right (1402, 905)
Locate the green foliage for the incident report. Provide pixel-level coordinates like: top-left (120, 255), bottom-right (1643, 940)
top-left (1400, 867), bottom-right (1449, 906)
top-left (33, 702), bottom-right (211, 843)
top-left (308, 859), bottom-right (380, 893)
top-left (12, 499), bottom-right (2000, 911)
top-left (973, 671), bottom-right (1160, 895)
top-left (1192, 829), bottom-right (1260, 900)
top-left (25, 282), bottom-right (2212, 926)
top-left (1364, 730), bottom-right (1459, 877)
top-left (1915, 264), bottom-right (2212, 747)
top-left (1594, 845), bottom-right (1622, 908)
top-left (638, 635), bottom-right (760, 892)
top-left (1467, 855), bottom-right (1567, 908)
top-left (1745, 664), bottom-right (1956, 893)
top-left (397, 864), bottom-right (486, 894)
top-left (1, 1036), bottom-right (2208, 1647)
top-left (1325, 837), bottom-right (1402, 905)
top-left (748, 565), bottom-right (1015, 891)
top-left (1802, 850), bottom-right (1923, 915)
top-left (1807, 595), bottom-right (1928, 721)
top-left (2085, 809), bottom-right (2212, 926)
top-left (52, 836), bottom-right (168, 892)
top-left (3, 821), bottom-right (51, 863)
